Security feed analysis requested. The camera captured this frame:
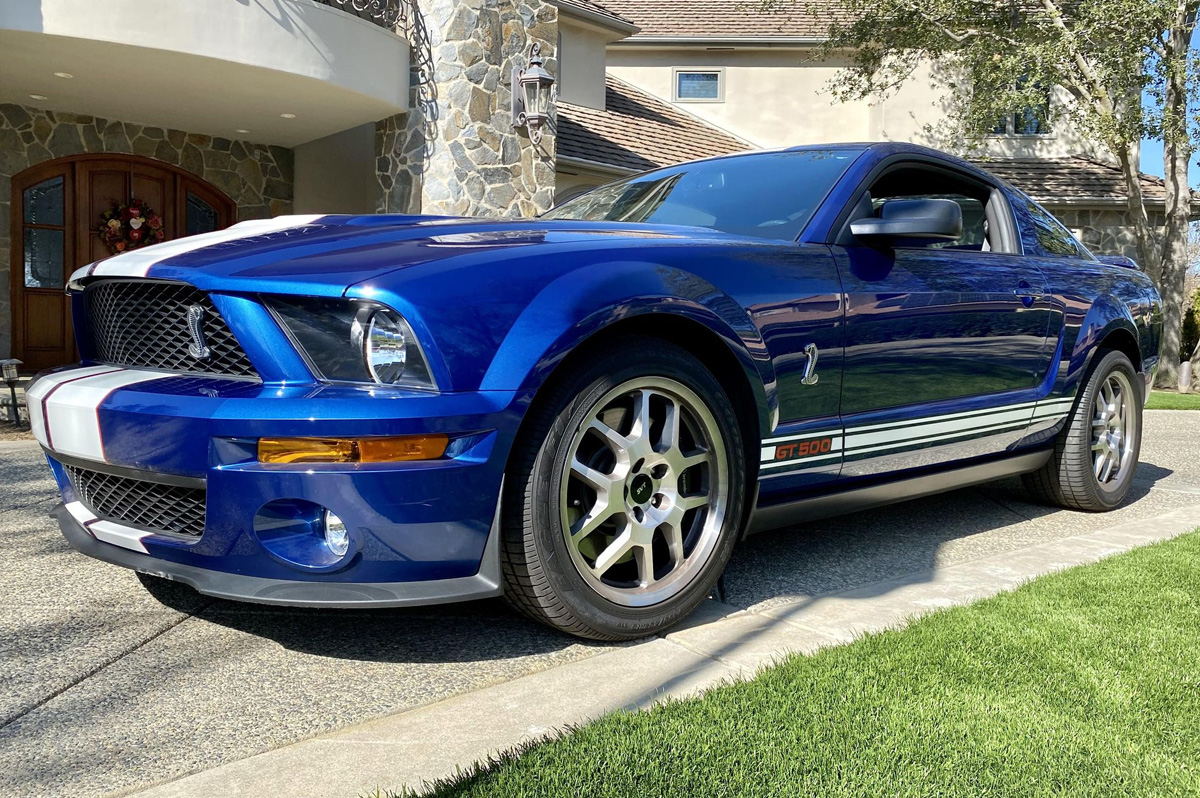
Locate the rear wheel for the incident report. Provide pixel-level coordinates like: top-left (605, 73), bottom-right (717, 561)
top-left (501, 337), bottom-right (746, 640)
top-left (1023, 349), bottom-right (1143, 511)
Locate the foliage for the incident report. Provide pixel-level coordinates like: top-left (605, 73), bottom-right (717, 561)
top-left (753, 0), bottom-right (1200, 387)
top-left (1183, 307), bottom-right (1199, 360)
top-left (418, 532), bottom-right (1200, 797)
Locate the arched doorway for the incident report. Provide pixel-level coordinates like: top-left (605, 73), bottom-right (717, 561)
top-left (10, 154), bottom-right (236, 371)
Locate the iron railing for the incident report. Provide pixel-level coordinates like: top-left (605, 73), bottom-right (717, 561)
top-left (316, 0), bottom-right (406, 29)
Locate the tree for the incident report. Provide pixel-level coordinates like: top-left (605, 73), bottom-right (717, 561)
top-left (757, 0), bottom-right (1199, 386)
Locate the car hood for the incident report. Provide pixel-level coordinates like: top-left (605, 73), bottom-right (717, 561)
top-left (72, 214), bottom-right (726, 297)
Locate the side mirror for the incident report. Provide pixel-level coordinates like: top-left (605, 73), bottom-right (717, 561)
top-left (850, 198), bottom-right (963, 242)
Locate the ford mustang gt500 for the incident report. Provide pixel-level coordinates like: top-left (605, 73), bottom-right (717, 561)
top-left (33, 143), bottom-right (1162, 640)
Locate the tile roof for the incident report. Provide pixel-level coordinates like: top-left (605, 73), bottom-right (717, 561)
top-left (600, 0), bottom-right (841, 38)
top-left (970, 156), bottom-right (1174, 204)
top-left (552, 0), bottom-right (637, 30)
top-left (557, 75), bottom-right (750, 173)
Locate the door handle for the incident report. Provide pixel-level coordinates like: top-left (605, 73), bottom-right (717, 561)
top-left (1014, 280), bottom-right (1045, 303)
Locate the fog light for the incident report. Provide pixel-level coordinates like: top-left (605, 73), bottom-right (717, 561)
top-left (324, 511), bottom-right (350, 557)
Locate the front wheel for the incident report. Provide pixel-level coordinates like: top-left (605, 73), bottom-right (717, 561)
top-left (1023, 349), bottom-right (1143, 511)
top-left (501, 336), bottom-right (747, 641)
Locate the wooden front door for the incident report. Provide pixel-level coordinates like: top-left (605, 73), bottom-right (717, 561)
top-left (10, 155), bottom-right (236, 371)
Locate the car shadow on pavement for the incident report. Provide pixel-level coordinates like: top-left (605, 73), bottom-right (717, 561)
top-left (139, 462), bottom-right (1180, 667)
top-left (139, 578), bottom-right (608, 663)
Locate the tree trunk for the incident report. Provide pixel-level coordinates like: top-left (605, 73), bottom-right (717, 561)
top-left (1114, 143), bottom-right (1158, 280)
top-left (1155, 13), bottom-right (1197, 388)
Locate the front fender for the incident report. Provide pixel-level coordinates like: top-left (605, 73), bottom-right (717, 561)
top-left (479, 260), bottom-right (774, 431)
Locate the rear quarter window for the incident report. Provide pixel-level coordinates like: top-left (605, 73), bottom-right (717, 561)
top-left (1015, 194), bottom-right (1087, 258)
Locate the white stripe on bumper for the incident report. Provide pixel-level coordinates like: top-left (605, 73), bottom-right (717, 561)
top-left (64, 500), bottom-right (149, 554)
top-left (30, 368), bottom-right (171, 462)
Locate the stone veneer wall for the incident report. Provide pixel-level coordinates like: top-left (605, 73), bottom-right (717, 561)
top-left (0, 102), bottom-right (294, 358)
top-left (1052, 206), bottom-right (1168, 261)
top-left (377, 0), bottom-right (558, 217)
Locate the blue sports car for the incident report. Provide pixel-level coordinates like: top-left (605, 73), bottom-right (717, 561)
top-left (33, 143), bottom-right (1162, 640)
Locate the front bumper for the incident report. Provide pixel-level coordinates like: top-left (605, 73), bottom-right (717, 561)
top-left (52, 498), bottom-right (503, 607)
top-left (33, 365), bottom-right (522, 605)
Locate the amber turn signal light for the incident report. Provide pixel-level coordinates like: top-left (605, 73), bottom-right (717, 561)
top-left (258, 435), bottom-right (450, 464)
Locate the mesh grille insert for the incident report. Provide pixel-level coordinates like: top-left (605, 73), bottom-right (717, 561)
top-left (65, 464), bottom-right (207, 539)
top-left (86, 280), bottom-right (258, 378)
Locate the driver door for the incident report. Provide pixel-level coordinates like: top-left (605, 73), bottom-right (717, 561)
top-left (831, 162), bottom-right (1054, 478)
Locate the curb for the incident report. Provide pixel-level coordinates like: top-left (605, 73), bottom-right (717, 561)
top-left (125, 501), bottom-right (1200, 798)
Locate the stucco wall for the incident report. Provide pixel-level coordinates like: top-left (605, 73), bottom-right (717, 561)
top-left (608, 49), bottom-right (1106, 161)
top-left (558, 18), bottom-right (610, 109)
top-left (294, 123), bottom-right (378, 214)
top-left (0, 102), bottom-right (293, 358)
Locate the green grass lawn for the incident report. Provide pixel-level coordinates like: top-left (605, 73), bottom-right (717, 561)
top-left (1147, 391), bottom-right (1200, 410)
top-left (420, 533), bottom-right (1200, 798)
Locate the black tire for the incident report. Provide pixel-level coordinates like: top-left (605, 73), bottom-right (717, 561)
top-left (500, 335), bottom-right (747, 641)
top-left (1023, 349), bottom-right (1143, 511)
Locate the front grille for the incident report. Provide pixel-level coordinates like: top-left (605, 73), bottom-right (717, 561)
top-left (65, 464), bottom-right (207, 539)
top-left (86, 280), bottom-right (258, 378)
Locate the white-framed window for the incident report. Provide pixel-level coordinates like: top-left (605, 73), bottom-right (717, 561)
top-left (673, 68), bottom-right (725, 103)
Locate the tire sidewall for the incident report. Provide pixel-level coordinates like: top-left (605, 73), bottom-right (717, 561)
top-left (525, 345), bottom-right (746, 638)
top-left (1072, 350), bottom-right (1143, 509)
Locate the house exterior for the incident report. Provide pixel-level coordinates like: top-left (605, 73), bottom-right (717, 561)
top-left (0, 0), bottom-right (1174, 372)
top-left (590, 0), bottom-right (1178, 258)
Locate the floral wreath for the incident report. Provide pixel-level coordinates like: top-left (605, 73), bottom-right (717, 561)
top-left (98, 198), bottom-right (165, 255)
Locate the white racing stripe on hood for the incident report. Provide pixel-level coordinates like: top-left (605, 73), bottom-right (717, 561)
top-left (70, 214), bottom-right (327, 282)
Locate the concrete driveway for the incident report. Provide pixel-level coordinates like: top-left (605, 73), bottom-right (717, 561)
top-left (3, 410), bottom-right (1199, 798)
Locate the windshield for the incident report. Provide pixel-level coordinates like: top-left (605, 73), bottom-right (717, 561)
top-left (544, 149), bottom-right (863, 241)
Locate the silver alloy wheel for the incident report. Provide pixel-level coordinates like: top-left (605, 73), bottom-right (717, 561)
top-left (559, 377), bottom-right (729, 608)
top-left (1091, 370), bottom-right (1138, 485)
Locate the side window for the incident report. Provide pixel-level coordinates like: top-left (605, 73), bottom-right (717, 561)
top-left (844, 164), bottom-right (1013, 252)
top-left (1021, 198), bottom-right (1085, 258)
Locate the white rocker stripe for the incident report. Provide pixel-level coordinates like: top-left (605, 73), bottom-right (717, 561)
top-left (70, 214), bottom-right (327, 282)
top-left (845, 405), bottom-right (1036, 449)
top-left (759, 393), bottom-right (1081, 469)
top-left (33, 368), bottom-right (171, 462)
top-left (845, 400), bottom-right (1042, 435)
top-left (64, 500), bottom-right (149, 554)
top-left (845, 419), bottom-right (1032, 458)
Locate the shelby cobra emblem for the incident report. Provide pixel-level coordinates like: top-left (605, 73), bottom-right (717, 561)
top-left (186, 304), bottom-right (211, 360)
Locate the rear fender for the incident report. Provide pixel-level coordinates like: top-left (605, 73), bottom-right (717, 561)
top-left (1071, 293), bottom-right (1141, 387)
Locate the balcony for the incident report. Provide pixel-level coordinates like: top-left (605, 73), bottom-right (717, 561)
top-left (0, 0), bottom-right (409, 147)
top-left (316, 0), bottom-right (407, 30)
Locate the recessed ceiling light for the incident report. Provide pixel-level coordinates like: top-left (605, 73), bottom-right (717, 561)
top-left (235, 128), bottom-right (250, 134)
top-left (53, 72), bottom-right (73, 79)
top-left (28, 94), bottom-right (48, 101)
top-left (279, 113), bottom-right (296, 119)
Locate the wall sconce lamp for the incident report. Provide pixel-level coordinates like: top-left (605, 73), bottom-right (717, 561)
top-left (512, 43), bottom-right (555, 145)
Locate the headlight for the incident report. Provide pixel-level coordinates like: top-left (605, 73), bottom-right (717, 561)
top-left (264, 296), bottom-right (438, 390)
